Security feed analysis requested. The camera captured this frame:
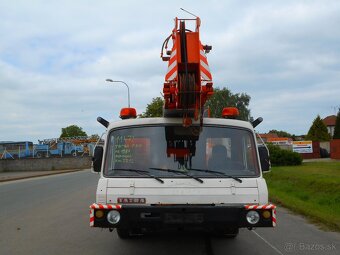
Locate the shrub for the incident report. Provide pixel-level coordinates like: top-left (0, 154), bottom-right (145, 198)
top-left (267, 144), bottom-right (302, 166)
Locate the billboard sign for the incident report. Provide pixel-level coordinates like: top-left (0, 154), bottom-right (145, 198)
top-left (292, 141), bottom-right (313, 153)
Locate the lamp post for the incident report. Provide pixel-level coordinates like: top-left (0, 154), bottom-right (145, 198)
top-left (105, 79), bottom-right (131, 108)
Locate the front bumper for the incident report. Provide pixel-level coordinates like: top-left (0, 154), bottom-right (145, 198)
top-left (90, 203), bottom-right (276, 231)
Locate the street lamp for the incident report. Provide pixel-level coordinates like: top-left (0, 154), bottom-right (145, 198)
top-left (105, 79), bottom-right (131, 108)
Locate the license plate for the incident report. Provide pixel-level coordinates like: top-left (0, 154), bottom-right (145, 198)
top-left (164, 213), bottom-right (204, 224)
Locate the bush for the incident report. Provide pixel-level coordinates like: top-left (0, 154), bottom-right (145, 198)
top-left (267, 144), bottom-right (302, 166)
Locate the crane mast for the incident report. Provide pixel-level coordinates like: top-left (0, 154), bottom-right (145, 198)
top-left (161, 17), bottom-right (214, 126)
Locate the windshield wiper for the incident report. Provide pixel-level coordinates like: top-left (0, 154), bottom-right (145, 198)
top-left (110, 168), bottom-right (164, 184)
top-left (186, 168), bottom-right (242, 183)
top-left (149, 167), bottom-right (204, 184)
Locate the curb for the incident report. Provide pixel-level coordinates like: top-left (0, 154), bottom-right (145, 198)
top-left (0, 169), bottom-right (88, 183)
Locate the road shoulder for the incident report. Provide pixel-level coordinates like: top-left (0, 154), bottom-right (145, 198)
top-left (0, 169), bottom-right (88, 182)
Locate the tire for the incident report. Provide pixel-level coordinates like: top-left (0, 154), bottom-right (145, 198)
top-left (36, 152), bottom-right (42, 158)
top-left (224, 228), bottom-right (239, 238)
top-left (71, 151), bottom-right (77, 157)
top-left (116, 227), bottom-right (131, 239)
top-left (223, 228), bottom-right (239, 238)
top-left (213, 228), bottom-right (239, 238)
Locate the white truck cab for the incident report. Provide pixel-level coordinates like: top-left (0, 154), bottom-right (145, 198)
top-left (90, 116), bottom-right (276, 238)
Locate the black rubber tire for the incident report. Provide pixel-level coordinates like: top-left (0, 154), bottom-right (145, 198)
top-left (213, 228), bottom-right (239, 238)
top-left (116, 227), bottom-right (131, 239)
top-left (224, 228), bottom-right (239, 238)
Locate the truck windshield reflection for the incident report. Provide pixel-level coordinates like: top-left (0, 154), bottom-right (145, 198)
top-left (104, 125), bottom-right (259, 178)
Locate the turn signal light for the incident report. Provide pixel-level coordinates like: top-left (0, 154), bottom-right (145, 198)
top-left (262, 210), bottom-right (271, 219)
top-left (95, 210), bottom-right (104, 219)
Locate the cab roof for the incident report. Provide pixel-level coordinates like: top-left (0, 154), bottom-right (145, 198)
top-left (107, 117), bottom-right (254, 131)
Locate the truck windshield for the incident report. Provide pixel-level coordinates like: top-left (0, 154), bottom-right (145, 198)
top-left (104, 125), bottom-right (259, 178)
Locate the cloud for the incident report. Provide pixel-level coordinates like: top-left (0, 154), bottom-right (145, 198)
top-left (1, 0), bottom-right (340, 143)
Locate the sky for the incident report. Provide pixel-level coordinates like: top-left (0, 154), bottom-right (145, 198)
top-left (1, 0), bottom-right (340, 143)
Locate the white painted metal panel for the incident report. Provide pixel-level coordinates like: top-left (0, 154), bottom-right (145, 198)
top-left (105, 177), bottom-right (259, 205)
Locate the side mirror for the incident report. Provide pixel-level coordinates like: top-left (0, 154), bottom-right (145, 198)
top-left (252, 117), bottom-right (263, 128)
top-left (92, 146), bottom-right (103, 173)
top-left (258, 145), bottom-right (271, 172)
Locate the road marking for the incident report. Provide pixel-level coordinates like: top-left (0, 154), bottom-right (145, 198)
top-left (252, 230), bottom-right (284, 255)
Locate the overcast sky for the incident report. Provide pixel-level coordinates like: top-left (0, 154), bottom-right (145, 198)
top-left (1, 0), bottom-right (340, 142)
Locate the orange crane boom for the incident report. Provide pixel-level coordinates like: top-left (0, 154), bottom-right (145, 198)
top-left (161, 17), bottom-right (214, 126)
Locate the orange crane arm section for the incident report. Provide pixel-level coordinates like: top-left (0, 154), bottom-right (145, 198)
top-left (161, 17), bottom-right (213, 125)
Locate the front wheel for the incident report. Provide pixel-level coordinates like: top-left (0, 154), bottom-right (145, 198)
top-left (116, 227), bottom-right (131, 239)
top-left (224, 228), bottom-right (239, 238)
top-left (213, 228), bottom-right (239, 238)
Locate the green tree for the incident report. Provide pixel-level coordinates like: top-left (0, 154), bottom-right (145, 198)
top-left (139, 88), bottom-right (251, 120)
top-left (205, 88), bottom-right (251, 120)
top-left (89, 134), bottom-right (100, 140)
top-left (60, 125), bottom-right (87, 138)
top-left (305, 115), bottom-right (331, 141)
top-left (268, 129), bottom-right (294, 139)
top-left (139, 97), bottom-right (164, 118)
top-left (333, 109), bottom-right (340, 139)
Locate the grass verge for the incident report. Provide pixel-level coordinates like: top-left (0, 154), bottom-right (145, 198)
top-left (264, 161), bottom-right (340, 231)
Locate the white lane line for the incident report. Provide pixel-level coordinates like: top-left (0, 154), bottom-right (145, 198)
top-left (252, 230), bottom-right (284, 255)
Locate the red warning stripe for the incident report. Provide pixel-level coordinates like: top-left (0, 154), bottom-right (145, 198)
top-left (199, 44), bottom-right (212, 81)
top-left (90, 203), bottom-right (122, 210)
top-left (89, 203), bottom-right (122, 227)
top-left (166, 65), bottom-right (177, 81)
top-left (244, 204), bottom-right (276, 210)
top-left (165, 46), bottom-right (178, 81)
top-left (200, 49), bottom-right (209, 65)
top-left (201, 65), bottom-right (212, 81)
top-left (165, 42), bottom-right (213, 82)
top-left (168, 49), bottom-right (177, 66)
top-left (244, 204), bottom-right (277, 227)
top-left (90, 209), bottom-right (94, 227)
top-left (272, 209), bottom-right (277, 227)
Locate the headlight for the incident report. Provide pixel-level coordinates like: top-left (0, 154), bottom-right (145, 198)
top-left (107, 210), bottom-right (121, 224)
top-left (246, 210), bottom-right (260, 224)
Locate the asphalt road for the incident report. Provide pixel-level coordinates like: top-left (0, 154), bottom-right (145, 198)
top-left (0, 170), bottom-right (339, 255)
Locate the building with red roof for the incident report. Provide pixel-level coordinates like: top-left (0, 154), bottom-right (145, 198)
top-left (322, 115), bottom-right (336, 137)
